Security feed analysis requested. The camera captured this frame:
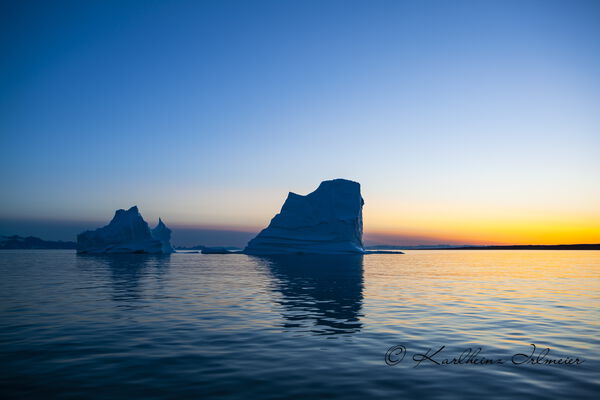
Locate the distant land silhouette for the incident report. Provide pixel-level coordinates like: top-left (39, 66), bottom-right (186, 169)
top-left (0, 235), bottom-right (76, 250)
top-left (367, 244), bottom-right (600, 250)
top-left (2, 234), bottom-right (598, 251)
top-left (365, 244), bottom-right (456, 250)
top-left (442, 244), bottom-right (600, 250)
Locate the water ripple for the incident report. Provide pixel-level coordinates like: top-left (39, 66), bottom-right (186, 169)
top-left (0, 249), bottom-right (598, 399)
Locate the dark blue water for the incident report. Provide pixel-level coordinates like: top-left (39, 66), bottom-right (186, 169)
top-left (1, 250), bottom-right (598, 399)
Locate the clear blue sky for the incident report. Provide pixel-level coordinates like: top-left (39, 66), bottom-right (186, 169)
top-left (1, 0), bottom-right (599, 246)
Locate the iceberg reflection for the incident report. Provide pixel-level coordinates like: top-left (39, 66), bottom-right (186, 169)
top-left (258, 254), bottom-right (364, 335)
top-left (77, 254), bottom-right (171, 303)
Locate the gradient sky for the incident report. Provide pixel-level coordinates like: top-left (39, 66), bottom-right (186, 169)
top-left (1, 0), bottom-right (599, 246)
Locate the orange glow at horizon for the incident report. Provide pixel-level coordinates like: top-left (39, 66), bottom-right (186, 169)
top-left (158, 200), bottom-right (600, 246)
top-left (363, 207), bottom-right (600, 245)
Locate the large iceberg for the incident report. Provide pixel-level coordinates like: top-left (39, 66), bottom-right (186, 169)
top-left (77, 206), bottom-right (175, 254)
top-left (244, 179), bottom-right (365, 255)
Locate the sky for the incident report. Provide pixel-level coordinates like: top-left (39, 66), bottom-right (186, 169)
top-left (1, 0), bottom-right (599, 246)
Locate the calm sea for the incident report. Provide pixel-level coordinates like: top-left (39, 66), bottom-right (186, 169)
top-left (0, 250), bottom-right (598, 399)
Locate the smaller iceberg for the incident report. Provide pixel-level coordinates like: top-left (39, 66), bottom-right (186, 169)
top-left (77, 206), bottom-right (175, 254)
top-left (151, 218), bottom-right (175, 254)
top-left (201, 247), bottom-right (239, 254)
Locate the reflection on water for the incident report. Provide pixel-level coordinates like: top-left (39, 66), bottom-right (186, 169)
top-left (258, 255), bottom-right (364, 335)
top-left (77, 254), bottom-right (171, 303)
top-left (0, 250), bottom-right (598, 399)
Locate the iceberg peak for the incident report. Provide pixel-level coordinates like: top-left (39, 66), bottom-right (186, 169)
top-left (115, 205), bottom-right (139, 215)
top-left (244, 178), bottom-right (365, 255)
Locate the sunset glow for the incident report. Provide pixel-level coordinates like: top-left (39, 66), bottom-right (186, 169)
top-left (1, 1), bottom-right (599, 246)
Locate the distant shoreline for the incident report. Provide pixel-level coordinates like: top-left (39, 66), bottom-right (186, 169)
top-left (433, 244), bottom-right (600, 250)
top-left (369, 244), bottom-right (600, 251)
top-left (3, 234), bottom-right (599, 251)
